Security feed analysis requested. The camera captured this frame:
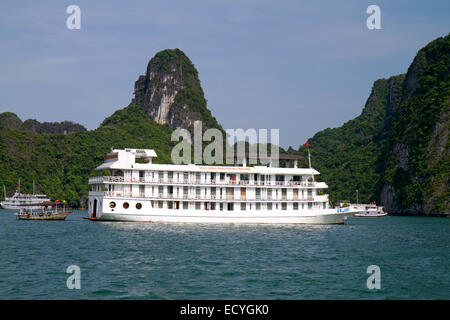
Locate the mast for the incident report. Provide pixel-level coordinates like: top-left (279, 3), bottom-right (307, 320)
top-left (18, 178), bottom-right (20, 194)
top-left (33, 180), bottom-right (35, 195)
top-left (3, 185), bottom-right (6, 200)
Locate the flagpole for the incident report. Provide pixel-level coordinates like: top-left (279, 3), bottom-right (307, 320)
top-left (306, 141), bottom-right (311, 168)
top-left (306, 140), bottom-right (314, 182)
top-left (308, 149), bottom-right (311, 169)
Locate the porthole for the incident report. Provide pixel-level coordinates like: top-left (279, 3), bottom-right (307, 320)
top-left (136, 203), bottom-right (142, 210)
top-left (123, 202), bottom-right (129, 209)
top-left (109, 202), bottom-right (116, 208)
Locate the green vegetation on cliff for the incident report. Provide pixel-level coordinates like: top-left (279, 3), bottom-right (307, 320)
top-left (292, 75), bottom-right (405, 204)
top-left (380, 34), bottom-right (450, 214)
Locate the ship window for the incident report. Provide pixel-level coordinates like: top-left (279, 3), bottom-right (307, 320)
top-left (158, 201), bottom-right (163, 208)
top-left (168, 201), bottom-right (173, 209)
top-left (282, 203), bottom-right (287, 210)
top-left (267, 203), bottom-right (272, 210)
top-left (183, 202), bottom-right (188, 210)
top-left (293, 203), bottom-right (298, 210)
top-left (256, 203), bottom-right (261, 210)
top-left (195, 202), bottom-right (201, 210)
top-left (123, 202), bottom-right (129, 209)
top-left (240, 174), bottom-right (249, 181)
top-left (240, 203), bottom-right (246, 211)
top-left (136, 203), bottom-right (142, 210)
top-left (109, 202), bottom-right (116, 208)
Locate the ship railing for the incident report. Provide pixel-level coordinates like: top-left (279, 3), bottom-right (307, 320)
top-left (94, 191), bottom-right (322, 202)
top-left (89, 176), bottom-right (327, 188)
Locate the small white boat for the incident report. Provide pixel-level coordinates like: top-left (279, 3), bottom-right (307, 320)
top-left (353, 204), bottom-right (388, 217)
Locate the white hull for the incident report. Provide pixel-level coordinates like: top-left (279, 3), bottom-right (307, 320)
top-left (96, 212), bottom-right (351, 224)
top-left (354, 212), bottom-right (388, 217)
top-left (1, 203), bottom-right (47, 210)
top-left (89, 201), bottom-right (359, 224)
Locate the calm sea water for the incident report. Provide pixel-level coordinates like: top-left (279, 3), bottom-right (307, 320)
top-left (0, 209), bottom-right (448, 300)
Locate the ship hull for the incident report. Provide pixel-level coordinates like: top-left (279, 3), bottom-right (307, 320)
top-left (15, 211), bottom-right (70, 220)
top-left (353, 213), bottom-right (388, 217)
top-left (1, 203), bottom-right (48, 210)
top-left (89, 203), bottom-right (359, 224)
top-left (97, 212), bottom-right (351, 224)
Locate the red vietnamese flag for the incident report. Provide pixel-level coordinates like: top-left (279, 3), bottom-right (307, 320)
top-left (306, 141), bottom-right (309, 148)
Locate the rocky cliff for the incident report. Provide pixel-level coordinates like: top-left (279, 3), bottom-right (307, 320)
top-left (0, 112), bottom-right (86, 134)
top-left (380, 34), bottom-right (449, 216)
top-left (131, 48), bottom-right (222, 134)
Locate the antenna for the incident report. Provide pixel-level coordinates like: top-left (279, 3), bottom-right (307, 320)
top-left (308, 149), bottom-right (312, 169)
top-left (33, 180), bottom-right (35, 195)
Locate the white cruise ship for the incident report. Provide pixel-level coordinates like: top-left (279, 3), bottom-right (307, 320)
top-left (1, 187), bottom-right (51, 210)
top-left (87, 148), bottom-right (362, 224)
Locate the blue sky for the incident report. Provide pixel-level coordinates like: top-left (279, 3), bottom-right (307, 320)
top-left (0, 0), bottom-right (449, 148)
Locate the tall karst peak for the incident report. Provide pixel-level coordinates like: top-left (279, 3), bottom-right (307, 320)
top-left (131, 48), bottom-right (222, 133)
